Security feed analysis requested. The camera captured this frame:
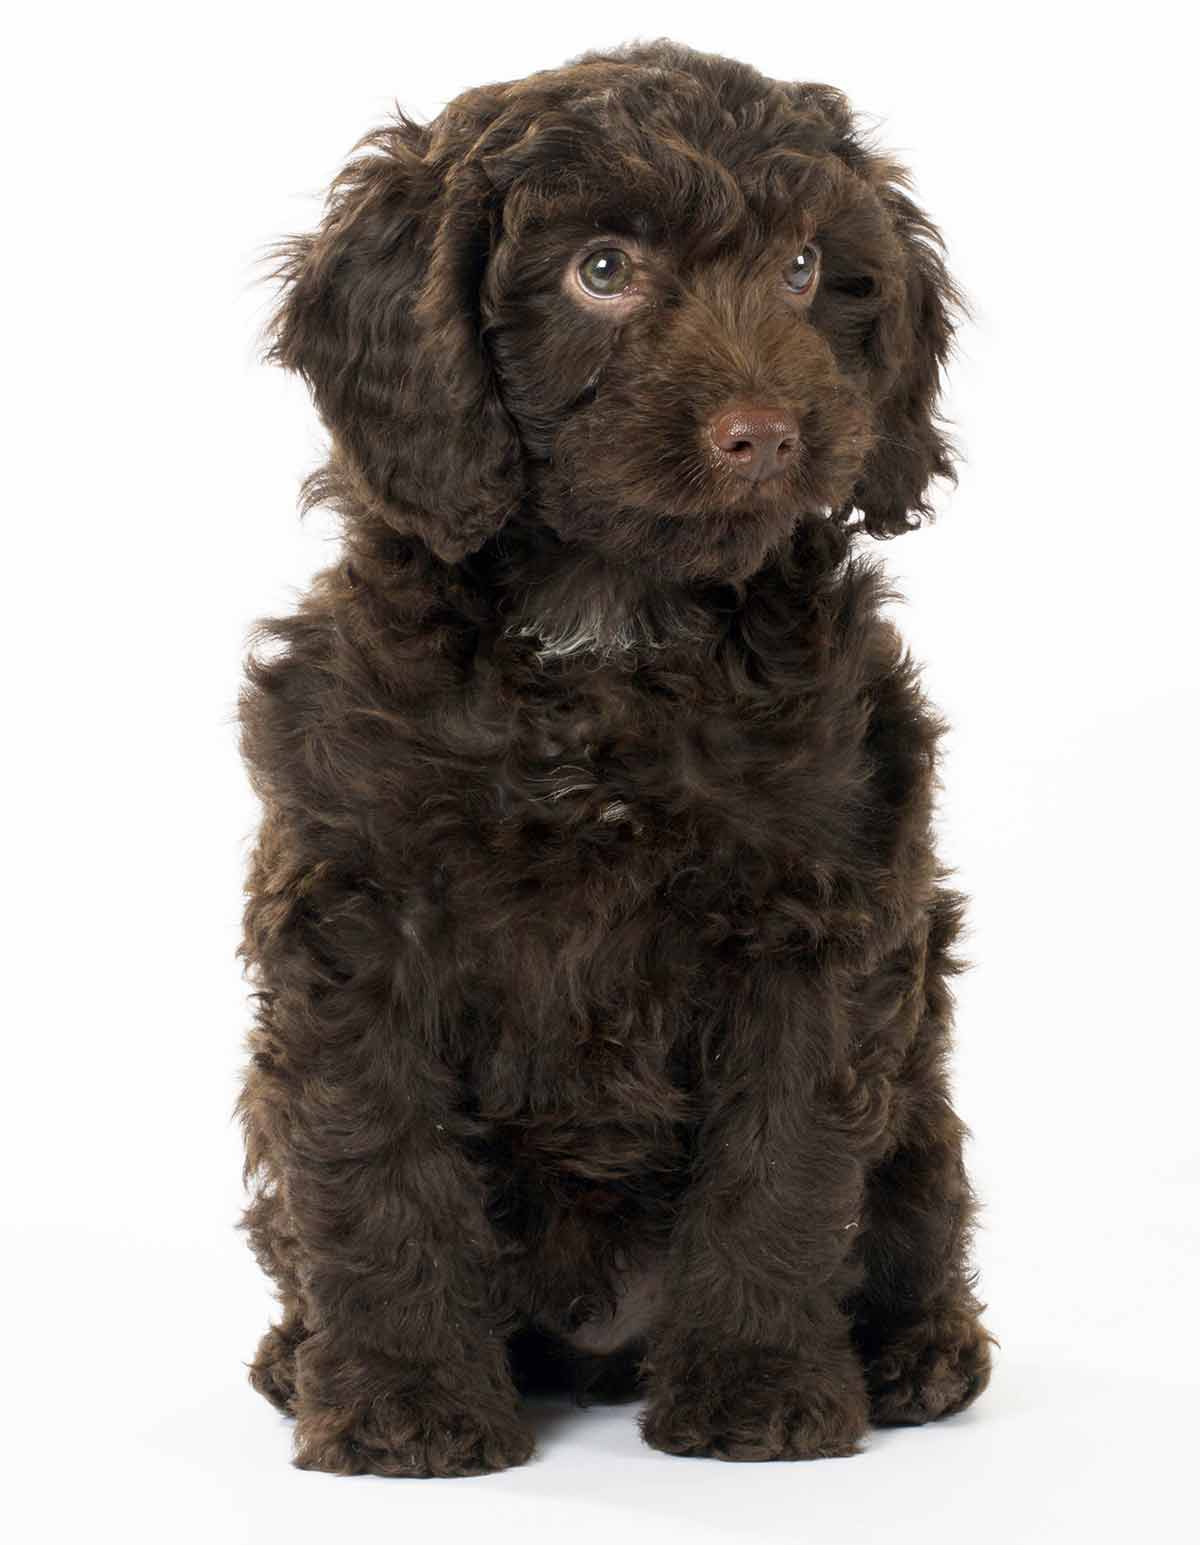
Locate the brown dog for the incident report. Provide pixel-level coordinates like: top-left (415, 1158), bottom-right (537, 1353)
top-left (237, 39), bottom-right (992, 1475)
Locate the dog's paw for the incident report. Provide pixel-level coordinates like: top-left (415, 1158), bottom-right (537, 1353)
top-left (248, 1322), bottom-right (302, 1414)
top-left (292, 1393), bottom-right (535, 1477)
top-left (640, 1342), bottom-right (868, 1461)
top-left (864, 1309), bottom-right (994, 1427)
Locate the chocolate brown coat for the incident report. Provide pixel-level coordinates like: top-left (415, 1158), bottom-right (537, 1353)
top-left (237, 40), bottom-right (992, 1475)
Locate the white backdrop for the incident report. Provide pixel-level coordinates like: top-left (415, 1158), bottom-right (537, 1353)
top-left (6, 2), bottom-right (1197, 1540)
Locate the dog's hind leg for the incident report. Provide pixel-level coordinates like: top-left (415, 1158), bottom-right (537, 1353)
top-left (851, 1139), bottom-right (994, 1426)
top-left (848, 891), bottom-right (995, 1426)
top-left (249, 1311), bottom-right (304, 1414)
top-left (239, 1170), bottom-right (308, 1414)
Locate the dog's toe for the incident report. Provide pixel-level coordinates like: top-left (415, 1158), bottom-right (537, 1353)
top-left (865, 1310), bottom-right (994, 1426)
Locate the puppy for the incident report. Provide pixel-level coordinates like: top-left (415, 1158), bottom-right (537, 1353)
top-left (237, 39), bottom-right (992, 1475)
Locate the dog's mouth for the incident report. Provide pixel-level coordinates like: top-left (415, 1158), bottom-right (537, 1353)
top-left (534, 455), bottom-right (823, 528)
top-left (554, 399), bottom-right (846, 523)
top-left (669, 450), bottom-right (829, 523)
top-left (527, 397), bottom-right (856, 577)
top-left (707, 468), bottom-right (808, 508)
top-left (524, 465), bottom-right (816, 582)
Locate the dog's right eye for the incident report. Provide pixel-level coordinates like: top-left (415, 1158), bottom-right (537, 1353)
top-left (577, 249), bottom-right (633, 298)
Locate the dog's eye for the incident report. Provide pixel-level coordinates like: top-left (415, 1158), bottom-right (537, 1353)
top-left (784, 246), bottom-right (820, 295)
top-left (578, 248), bottom-right (633, 298)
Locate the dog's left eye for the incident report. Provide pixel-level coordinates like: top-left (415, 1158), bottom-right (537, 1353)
top-left (578, 249), bottom-right (633, 297)
top-left (784, 246), bottom-right (820, 295)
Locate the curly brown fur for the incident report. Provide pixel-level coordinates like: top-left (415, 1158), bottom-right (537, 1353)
top-left (236, 40), bottom-right (992, 1476)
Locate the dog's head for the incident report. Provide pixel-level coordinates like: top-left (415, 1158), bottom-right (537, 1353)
top-left (269, 41), bottom-right (960, 579)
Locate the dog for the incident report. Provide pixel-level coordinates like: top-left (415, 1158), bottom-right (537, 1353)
top-left (236, 39), bottom-right (993, 1475)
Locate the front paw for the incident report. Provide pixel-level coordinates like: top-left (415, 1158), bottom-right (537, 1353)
top-left (864, 1309), bottom-right (994, 1427)
top-left (641, 1341), bottom-right (868, 1461)
top-left (293, 1392), bottom-right (534, 1477)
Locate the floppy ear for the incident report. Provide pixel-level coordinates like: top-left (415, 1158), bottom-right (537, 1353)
top-left (266, 114), bottom-right (523, 562)
top-left (848, 168), bottom-right (962, 537)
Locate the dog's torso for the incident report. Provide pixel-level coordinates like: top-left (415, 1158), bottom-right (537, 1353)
top-left (249, 529), bottom-right (936, 1352)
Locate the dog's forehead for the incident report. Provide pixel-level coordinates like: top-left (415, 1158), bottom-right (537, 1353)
top-left (481, 63), bottom-right (852, 248)
top-left (510, 59), bottom-right (834, 164)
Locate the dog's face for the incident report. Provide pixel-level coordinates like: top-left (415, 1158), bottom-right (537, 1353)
top-left (271, 43), bottom-right (959, 581)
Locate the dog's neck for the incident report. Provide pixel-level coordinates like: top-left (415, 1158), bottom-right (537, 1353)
top-left (494, 539), bottom-right (716, 662)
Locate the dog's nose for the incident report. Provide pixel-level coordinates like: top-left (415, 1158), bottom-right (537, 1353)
top-left (709, 407), bottom-right (800, 482)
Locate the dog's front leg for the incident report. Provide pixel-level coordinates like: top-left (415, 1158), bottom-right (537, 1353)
top-left (281, 1073), bottom-right (534, 1478)
top-left (640, 967), bottom-right (870, 1460)
top-left (240, 888), bottom-right (532, 1477)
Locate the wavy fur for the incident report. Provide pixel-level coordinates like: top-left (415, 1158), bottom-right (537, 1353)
top-left (237, 40), bottom-right (991, 1475)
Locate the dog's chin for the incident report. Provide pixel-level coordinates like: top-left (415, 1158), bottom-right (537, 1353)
top-left (529, 468), bottom-right (818, 584)
top-left (559, 501), bottom-right (795, 584)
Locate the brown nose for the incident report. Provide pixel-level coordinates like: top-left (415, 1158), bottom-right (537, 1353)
top-left (709, 406), bottom-right (800, 482)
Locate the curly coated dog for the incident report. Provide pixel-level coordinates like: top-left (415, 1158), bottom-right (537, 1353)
top-left (237, 39), bottom-right (993, 1475)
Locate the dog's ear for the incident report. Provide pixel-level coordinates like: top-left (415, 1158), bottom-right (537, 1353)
top-left (266, 113), bottom-right (522, 562)
top-left (799, 85), bottom-right (962, 539)
top-left (847, 167), bottom-right (961, 537)
top-left (823, 152), bottom-right (963, 539)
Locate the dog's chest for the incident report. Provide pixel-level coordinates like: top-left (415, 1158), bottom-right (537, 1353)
top-left (443, 643), bottom-right (879, 1181)
top-left (485, 655), bottom-right (774, 851)
top-left (495, 684), bottom-right (646, 835)
top-left (460, 655), bottom-right (833, 1019)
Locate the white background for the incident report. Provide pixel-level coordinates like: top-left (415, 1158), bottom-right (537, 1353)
top-left (5, 1), bottom-right (1197, 1539)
